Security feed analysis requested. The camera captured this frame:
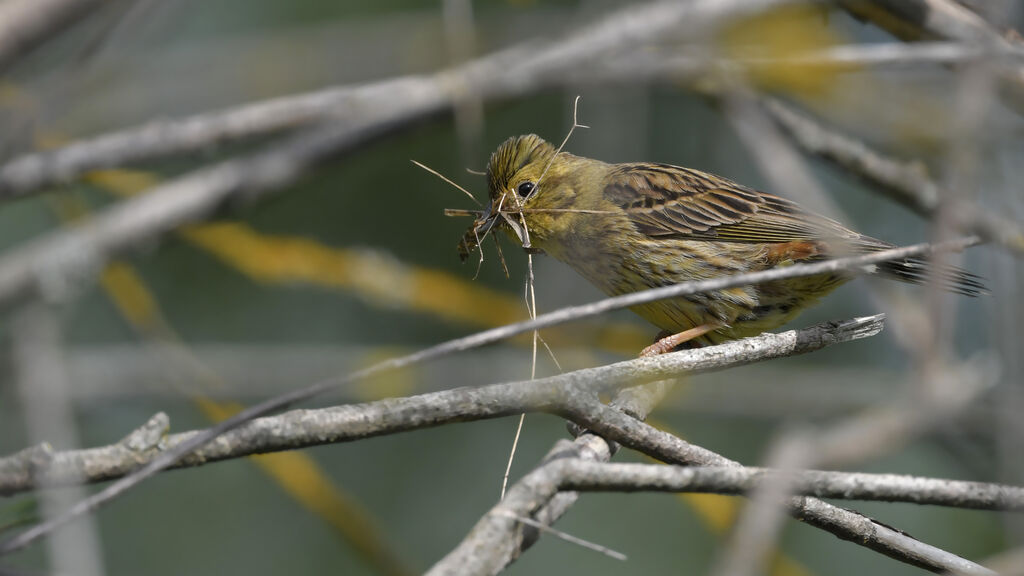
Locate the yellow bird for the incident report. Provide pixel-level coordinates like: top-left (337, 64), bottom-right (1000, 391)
top-left (456, 134), bottom-right (984, 353)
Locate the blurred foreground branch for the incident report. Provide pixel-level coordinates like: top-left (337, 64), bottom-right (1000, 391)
top-left (5, 37), bottom-right (1021, 202)
top-left (590, 48), bottom-right (1024, 255)
top-left (11, 303), bottom-right (104, 576)
top-left (0, 0), bottom-right (103, 75)
top-left (762, 97), bottom-right (1024, 254)
top-left (0, 13), bottom-right (1017, 264)
top-left (839, 0), bottom-right (1024, 113)
top-left (0, 0), bottom-right (818, 309)
top-left (0, 0), bottom-right (799, 200)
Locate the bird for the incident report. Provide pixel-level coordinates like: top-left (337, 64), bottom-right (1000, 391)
top-left (455, 134), bottom-right (985, 354)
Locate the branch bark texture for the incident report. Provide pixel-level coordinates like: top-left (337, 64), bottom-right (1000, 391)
top-left (430, 312), bottom-right (993, 576)
top-left (557, 462), bottom-right (1024, 511)
top-left (0, 314), bottom-right (881, 497)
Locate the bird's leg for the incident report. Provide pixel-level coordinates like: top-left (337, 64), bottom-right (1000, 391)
top-left (640, 324), bottom-right (718, 357)
top-left (566, 323), bottom-right (718, 440)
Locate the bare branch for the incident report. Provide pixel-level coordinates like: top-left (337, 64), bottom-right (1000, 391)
top-left (8, 38), bottom-right (1004, 203)
top-left (738, 41), bottom-right (1024, 67)
top-left (11, 303), bottom-right (104, 576)
top-left (838, 0), bottom-right (1024, 113)
top-left (431, 459), bottom-right (1024, 573)
top-left (0, 1), bottom-right (1009, 572)
top-left (0, 0), bottom-right (103, 74)
top-left (0, 0), bottom-right (803, 200)
top-left (580, 49), bottom-right (1024, 256)
top-left (569, 403), bottom-right (996, 575)
top-left (578, 42), bottom-right (1024, 88)
top-left (761, 97), bottom-right (1024, 254)
top-left (435, 384), bottom-right (996, 576)
top-left (839, 0), bottom-right (1004, 43)
top-left (559, 461), bottom-right (1024, 512)
top-left (0, 314), bottom-right (881, 497)
top-left (0, 239), bottom-right (969, 556)
top-left (0, 112), bottom-right (423, 307)
top-left (431, 310), bottom-right (990, 575)
top-left (0, 76), bottom-right (450, 200)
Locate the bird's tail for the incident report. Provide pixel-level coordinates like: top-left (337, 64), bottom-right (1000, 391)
top-left (875, 256), bottom-right (988, 297)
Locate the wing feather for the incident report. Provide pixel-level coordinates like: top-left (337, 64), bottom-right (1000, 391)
top-left (603, 163), bottom-right (856, 246)
top-left (598, 163), bottom-right (986, 295)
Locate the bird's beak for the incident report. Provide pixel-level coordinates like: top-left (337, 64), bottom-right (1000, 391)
top-left (456, 200), bottom-right (500, 262)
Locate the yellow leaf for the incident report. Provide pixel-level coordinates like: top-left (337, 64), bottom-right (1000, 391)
top-left (100, 262), bottom-right (160, 330)
top-left (719, 5), bottom-right (848, 98)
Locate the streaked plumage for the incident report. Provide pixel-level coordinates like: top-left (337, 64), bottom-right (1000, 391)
top-left (458, 134), bottom-right (984, 346)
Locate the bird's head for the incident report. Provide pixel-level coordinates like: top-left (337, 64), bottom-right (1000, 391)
top-left (457, 134), bottom-right (596, 261)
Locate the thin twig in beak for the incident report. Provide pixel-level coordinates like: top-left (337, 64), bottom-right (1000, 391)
top-left (412, 159), bottom-right (481, 206)
top-left (444, 208), bottom-right (486, 218)
top-left (493, 234), bottom-right (510, 279)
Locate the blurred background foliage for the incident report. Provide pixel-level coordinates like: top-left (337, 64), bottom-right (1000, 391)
top-left (0, 1), bottom-right (1018, 575)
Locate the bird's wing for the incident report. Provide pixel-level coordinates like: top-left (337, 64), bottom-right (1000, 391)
top-left (601, 163), bottom-right (987, 295)
top-left (602, 163), bottom-right (862, 246)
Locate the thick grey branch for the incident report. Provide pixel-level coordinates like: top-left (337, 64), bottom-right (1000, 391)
top-left (0, 314), bottom-right (881, 497)
top-left (556, 462), bottom-right (1024, 511)
top-left (433, 313), bottom-right (993, 576)
top-left (433, 436), bottom-right (996, 576)
top-left (425, 457), bottom-right (1024, 575)
top-left (574, 404), bottom-right (995, 574)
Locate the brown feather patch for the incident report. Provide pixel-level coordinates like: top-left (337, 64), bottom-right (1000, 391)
top-left (767, 240), bottom-right (824, 264)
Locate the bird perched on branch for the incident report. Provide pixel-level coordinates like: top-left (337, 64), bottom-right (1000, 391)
top-left (455, 134), bottom-right (985, 354)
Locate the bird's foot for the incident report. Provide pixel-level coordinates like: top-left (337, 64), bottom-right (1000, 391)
top-left (639, 324), bottom-right (718, 357)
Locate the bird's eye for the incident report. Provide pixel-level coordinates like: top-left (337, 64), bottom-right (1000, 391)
top-left (516, 181), bottom-right (535, 197)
